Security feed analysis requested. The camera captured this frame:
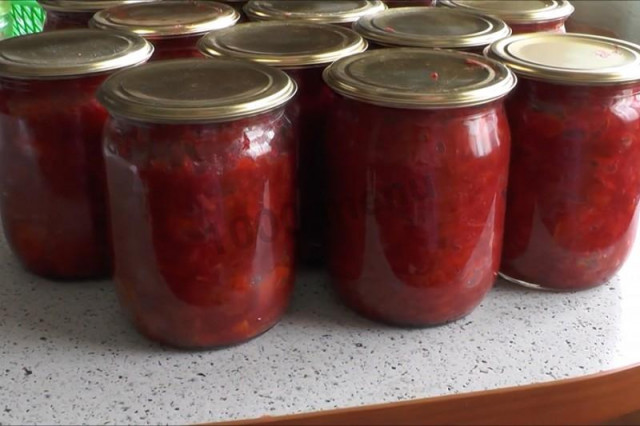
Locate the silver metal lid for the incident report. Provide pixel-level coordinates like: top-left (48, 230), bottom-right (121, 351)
top-left (439, 0), bottom-right (574, 24)
top-left (38, 0), bottom-right (154, 13)
top-left (487, 33), bottom-right (640, 85)
top-left (323, 48), bottom-right (516, 109)
top-left (97, 58), bottom-right (297, 123)
top-left (0, 29), bottom-right (153, 79)
top-left (354, 7), bottom-right (511, 49)
top-left (198, 21), bottom-right (367, 68)
top-left (90, 1), bottom-right (240, 38)
top-left (244, 0), bottom-right (386, 24)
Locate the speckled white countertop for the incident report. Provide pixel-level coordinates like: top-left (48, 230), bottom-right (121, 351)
top-left (1, 230), bottom-right (639, 425)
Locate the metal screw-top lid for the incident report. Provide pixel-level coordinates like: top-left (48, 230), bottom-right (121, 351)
top-left (439, 0), bottom-right (574, 24)
top-left (97, 58), bottom-right (297, 123)
top-left (323, 48), bottom-right (516, 109)
top-left (38, 0), bottom-right (154, 13)
top-left (0, 29), bottom-right (153, 79)
top-left (487, 33), bottom-right (640, 85)
top-left (244, 0), bottom-right (386, 24)
top-left (91, 1), bottom-right (240, 38)
top-left (198, 22), bottom-right (367, 68)
top-left (354, 7), bottom-right (510, 50)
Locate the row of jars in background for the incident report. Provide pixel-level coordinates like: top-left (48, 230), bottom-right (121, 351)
top-left (34, 0), bottom-right (577, 262)
top-left (35, 0), bottom-right (577, 48)
top-left (2, 3), bottom-right (639, 348)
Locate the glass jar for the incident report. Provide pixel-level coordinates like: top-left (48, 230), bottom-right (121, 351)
top-left (385, 0), bottom-right (436, 7)
top-left (38, 0), bottom-right (153, 31)
top-left (90, 1), bottom-right (240, 61)
top-left (439, 0), bottom-right (574, 34)
top-left (199, 22), bottom-right (367, 265)
top-left (97, 59), bottom-right (297, 348)
top-left (322, 49), bottom-right (516, 326)
top-left (0, 30), bottom-right (152, 279)
top-left (488, 33), bottom-right (640, 291)
top-left (220, 0), bottom-right (249, 21)
top-left (244, 0), bottom-right (386, 27)
top-left (354, 7), bottom-right (510, 53)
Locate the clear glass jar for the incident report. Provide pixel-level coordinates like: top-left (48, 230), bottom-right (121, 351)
top-left (323, 49), bottom-right (516, 326)
top-left (354, 7), bottom-right (510, 53)
top-left (90, 1), bottom-right (240, 61)
top-left (39, 0), bottom-right (153, 31)
top-left (0, 30), bottom-right (152, 279)
top-left (244, 0), bottom-right (386, 27)
top-left (199, 22), bottom-right (367, 265)
top-left (439, 0), bottom-right (574, 34)
top-left (98, 59), bottom-right (297, 348)
top-left (488, 33), bottom-right (640, 290)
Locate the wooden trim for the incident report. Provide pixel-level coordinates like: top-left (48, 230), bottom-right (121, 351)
top-left (212, 364), bottom-right (640, 425)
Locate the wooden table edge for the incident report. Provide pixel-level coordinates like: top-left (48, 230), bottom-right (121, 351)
top-left (206, 363), bottom-right (640, 425)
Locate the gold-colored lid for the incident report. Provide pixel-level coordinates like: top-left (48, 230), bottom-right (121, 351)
top-left (198, 22), bottom-right (367, 68)
top-left (97, 58), bottom-right (297, 123)
top-left (244, 0), bottom-right (386, 24)
top-left (354, 7), bottom-right (510, 49)
top-left (91, 1), bottom-right (240, 38)
top-left (0, 29), bottom-right (153, 79)
top-left (439, 0), bottom-right (574, 24)
top-left (487, 33), bottom-right (640, 85)
top-left (323, 48), bottom-right (516, 109)
top-left (38, 0), bottom-right (154, 13)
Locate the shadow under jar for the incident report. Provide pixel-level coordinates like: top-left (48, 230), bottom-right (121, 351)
top-left (244, 0), bottom-right (386, 28)
top-left (488, 33), bottom-right (640, 291)
top-left (0, 30), bottom-right (152, 279)
top-left (322, 49), bottom-right (516, 326)
top-left (198, 22), bottom-right (367, 265)
top-left (354, 7), bottom-right (510, 53)
top-left (38, 0), bottom-right (154, 31)
top-left (97, 59), bottom-right (298, 348)
top-left (90, 1), bottom-right (239, 61)
top-left (439, 0), bottom-right (574, 34)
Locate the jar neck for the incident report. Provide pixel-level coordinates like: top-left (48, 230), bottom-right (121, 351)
top-left (517, 77), bottom-right (640, 102)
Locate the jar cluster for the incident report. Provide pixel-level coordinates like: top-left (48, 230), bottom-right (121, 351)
top-left (1, 0), bottom-right (638, 348)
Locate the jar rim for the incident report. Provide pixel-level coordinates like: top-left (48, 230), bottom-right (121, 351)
top-left (323, 48), bottom-right (517, 109)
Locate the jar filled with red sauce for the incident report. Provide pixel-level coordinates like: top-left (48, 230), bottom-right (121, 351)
top-left (199, 22), bottom-right (367, 265)
top-left (97, 59), bottom-right (297, 348)
top-left (90, 1), bottom-right (239, 61)
top-left (322, 49), bottom-right (516, 326)
top-left (38, 0), bottom-right (154, 31)
top-left (440, 0), bottom-right (574, 34)
top-left (0, 30), bottom-right (153, 279)
top-left (385, 0), bottom-right (436, 7)
top-left (244, 0), bottom-right (386, 28)
top-left (487, 33), bottom-right (640, 291)
top-left (354, 7), bottom-right (510, 53)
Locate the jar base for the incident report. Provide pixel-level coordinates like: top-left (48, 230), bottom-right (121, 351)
top-left (498, 272), bottom-right (605, 292)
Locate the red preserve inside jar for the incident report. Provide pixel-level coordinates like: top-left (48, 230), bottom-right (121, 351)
top-left (91, 1), bottom-right (240, 60)
top-left (98, 59), bottom-right (297, 348)
top-left (323, 49), bottom-right (516, 325)
top-left (42, 10), bottom-right (94, 30)
top-left (198, 22), bottom-right (368, 264)
top-left (489, 33), bottom-right (640, 290)
top-left (0, 30), bottom-right (152, 279)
